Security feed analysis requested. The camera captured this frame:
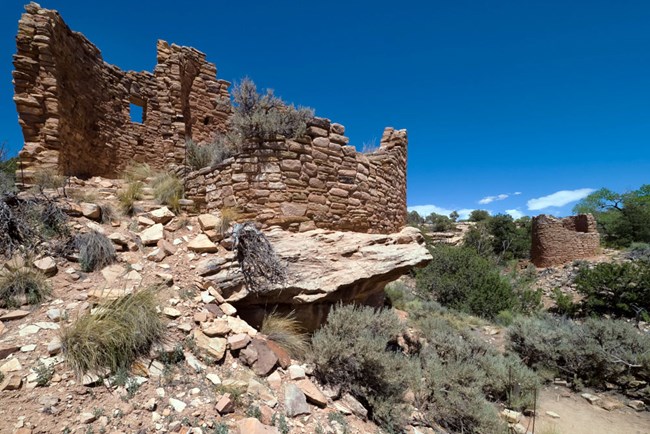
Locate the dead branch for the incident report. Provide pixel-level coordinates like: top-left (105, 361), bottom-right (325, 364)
top-left (232, 222), bottom-right (287, 293)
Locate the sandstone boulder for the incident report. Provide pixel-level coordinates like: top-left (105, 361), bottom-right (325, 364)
top-left (231, 226), bottom-right (431, 330)
top-left (80, 202), bottom-right (101, 220)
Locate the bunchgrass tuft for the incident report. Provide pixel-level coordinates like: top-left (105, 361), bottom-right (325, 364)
top-left (60, 287), bottom-right (165, 376)
top-left (0, 266), bottom-right (51, 307)
top-left (76, 231), bottom-right (116, 272)
top-left (123, 162), bottom-right (153, 182)
top-left (219, 206), bottom-right (239, 235)
top-left (99, 202), bottom-right (120, 224)
top-left (261, 311), bottom-right (309, 359)
top-left (117, 181), bottom-right (143, 216)
top-left (152, 172), bottom-right (183, 213)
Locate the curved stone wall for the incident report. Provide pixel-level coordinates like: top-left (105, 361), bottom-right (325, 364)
top-left (531, 214), bottom-right (600, 267)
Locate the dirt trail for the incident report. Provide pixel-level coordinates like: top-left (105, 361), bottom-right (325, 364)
top-left (531, 387), bottom-right (650, 434)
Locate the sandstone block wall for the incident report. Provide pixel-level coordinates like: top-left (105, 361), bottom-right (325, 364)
top-left (13, 3), bottom-right (408, 234)
top-left (531, 214), bottom-right (600, 267)
top-left (185, 119), bottom-right (407, 234)
top-left (13, 3), bottom-right (230, 183)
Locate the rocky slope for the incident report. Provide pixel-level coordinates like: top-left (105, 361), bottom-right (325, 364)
top-left (0, 176), bottom-right (430, 434)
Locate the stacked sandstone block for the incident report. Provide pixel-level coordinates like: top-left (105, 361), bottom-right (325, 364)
top-left (185, 118), bottom-right (408, 234)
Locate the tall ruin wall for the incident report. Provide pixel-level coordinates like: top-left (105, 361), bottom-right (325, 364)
top-left (531, 214), bottom-right (600, 267)
top-left (13, 3), bottom-right (231, 182)
top-left (12, 3), bottom-right (408, 234)
top-left (185, 120), bottom-right (408, 234)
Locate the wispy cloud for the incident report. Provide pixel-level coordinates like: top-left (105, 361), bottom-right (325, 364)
top-left (513, 192), bottom-right (522, 196)
top-left (505, 209), bottom-right (525, 219)
top-left (478, 193), bottom-right (509, 204)
top-left (408, 205), bottom-right (476, 220)
top-left (527, 188), bottom-right (595, 211)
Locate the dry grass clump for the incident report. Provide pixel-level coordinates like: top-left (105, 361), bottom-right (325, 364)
top-left (261, 311), bottom-right (309, 358)
top-left (152, 172), bottom-right (183, 213)
top-left (117, 181), bottom-right (143, 216)
top-left (32, 168), bottom-right (65, 193)
top-left (99, 202), bottom-right (120, 224)
top-left (76, 231), bottom-right (116, 272)
top-left (60, 288), bottom-right (165, 376)
top-left (0, 266), bottom-right (51, 307)
top-left (186, 139), bottom-right (234, 171)
top-left (219, 206), bottom-right (239, 235)
top-left (123, 162), bottom-right (153, 182)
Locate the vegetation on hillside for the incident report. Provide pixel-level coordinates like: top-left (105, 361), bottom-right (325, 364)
top-left (573, 184), bottom-right (650, 247)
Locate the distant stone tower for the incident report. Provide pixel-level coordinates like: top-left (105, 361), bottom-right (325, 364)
top-left (530, 214), bottom-right (600, 267)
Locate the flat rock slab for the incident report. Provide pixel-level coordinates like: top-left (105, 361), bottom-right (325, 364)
top-left (296, 379), bottom-right (328, 407)
top-left (140, 223), bottom-right (164, 246)
top-left (187, 234), bottom-right (219, 253)
top-left (0, 310), bottom-right (30, 321)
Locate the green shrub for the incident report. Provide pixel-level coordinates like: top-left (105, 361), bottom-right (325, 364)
top-left (416, 245), bottom-right (518, 319)
top-left (414, 315), bottom-right (535, 432)
top-left (60, 287), bottom-right (165, 376)
top-left (311, 304), bottom-right (414, 431)
top-left (76, 231), bottom-right (116, 272)
top-left (117, 181), bottom-right (143, 216)
top-left (260, 311), bottom-right (309, 359)
top-left (426, 212), bottom-right (454, 232)
top-left (486, 214), bottom-right (531, 260)
top-left (229, 78), bottom-right (314, 147)
top-left (462, 223), bottom-right (494, 258)
top-left (550, 288), bottom-right (577, 316)
top-left (469, 209), bottom-right (490, 222)
top-left (0, 144), bottom-right (17, 195)
top-left (152, 172), bottom-right (183, 213)
top-left (508, 315), bottom-right (650, 388)
top-left (32, 168), bottom-right (65, 193)
top-left (0, 266), bottom-right (51, 307)
top-left (574, 260), bottom-right (650, 318)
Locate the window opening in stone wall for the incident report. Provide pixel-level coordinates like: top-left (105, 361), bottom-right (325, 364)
top-left (129, 95), bottom-right (146, 124)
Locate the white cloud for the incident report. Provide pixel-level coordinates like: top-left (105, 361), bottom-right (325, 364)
top-left (513, 192), bottom-right (522, 196)
top-left (478, 193), bottom-right (509, 204)
top-left (408, 205), bottom-right (476, 220)
top-left (505, 209), bottom-right (525, 219)
top-left (527, 188), bottom-right (595, 211)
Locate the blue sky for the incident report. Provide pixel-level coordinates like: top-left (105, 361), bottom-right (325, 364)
top-left (2, 1), bottom-right (649, 219)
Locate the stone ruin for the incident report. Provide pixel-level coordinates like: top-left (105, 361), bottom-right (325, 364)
top-left (531, 214), bottom-right (600, 267)
top-left (13, 3), bottom-right (231, 181)
top-left (12, 3), bottom-right (407, 234)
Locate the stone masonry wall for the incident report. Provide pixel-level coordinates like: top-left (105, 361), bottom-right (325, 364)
top-left (13, 3), bottom-right (230, 183)
top-left (13, 3), bottom-right (408, 234)
top-left (531, 214), bottom-right (600, 267)
top-left (185, 119), bottom-right (408, 234)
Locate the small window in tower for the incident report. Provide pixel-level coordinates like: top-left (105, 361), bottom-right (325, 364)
top-left (129, 95), bottom-right (146, 124)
